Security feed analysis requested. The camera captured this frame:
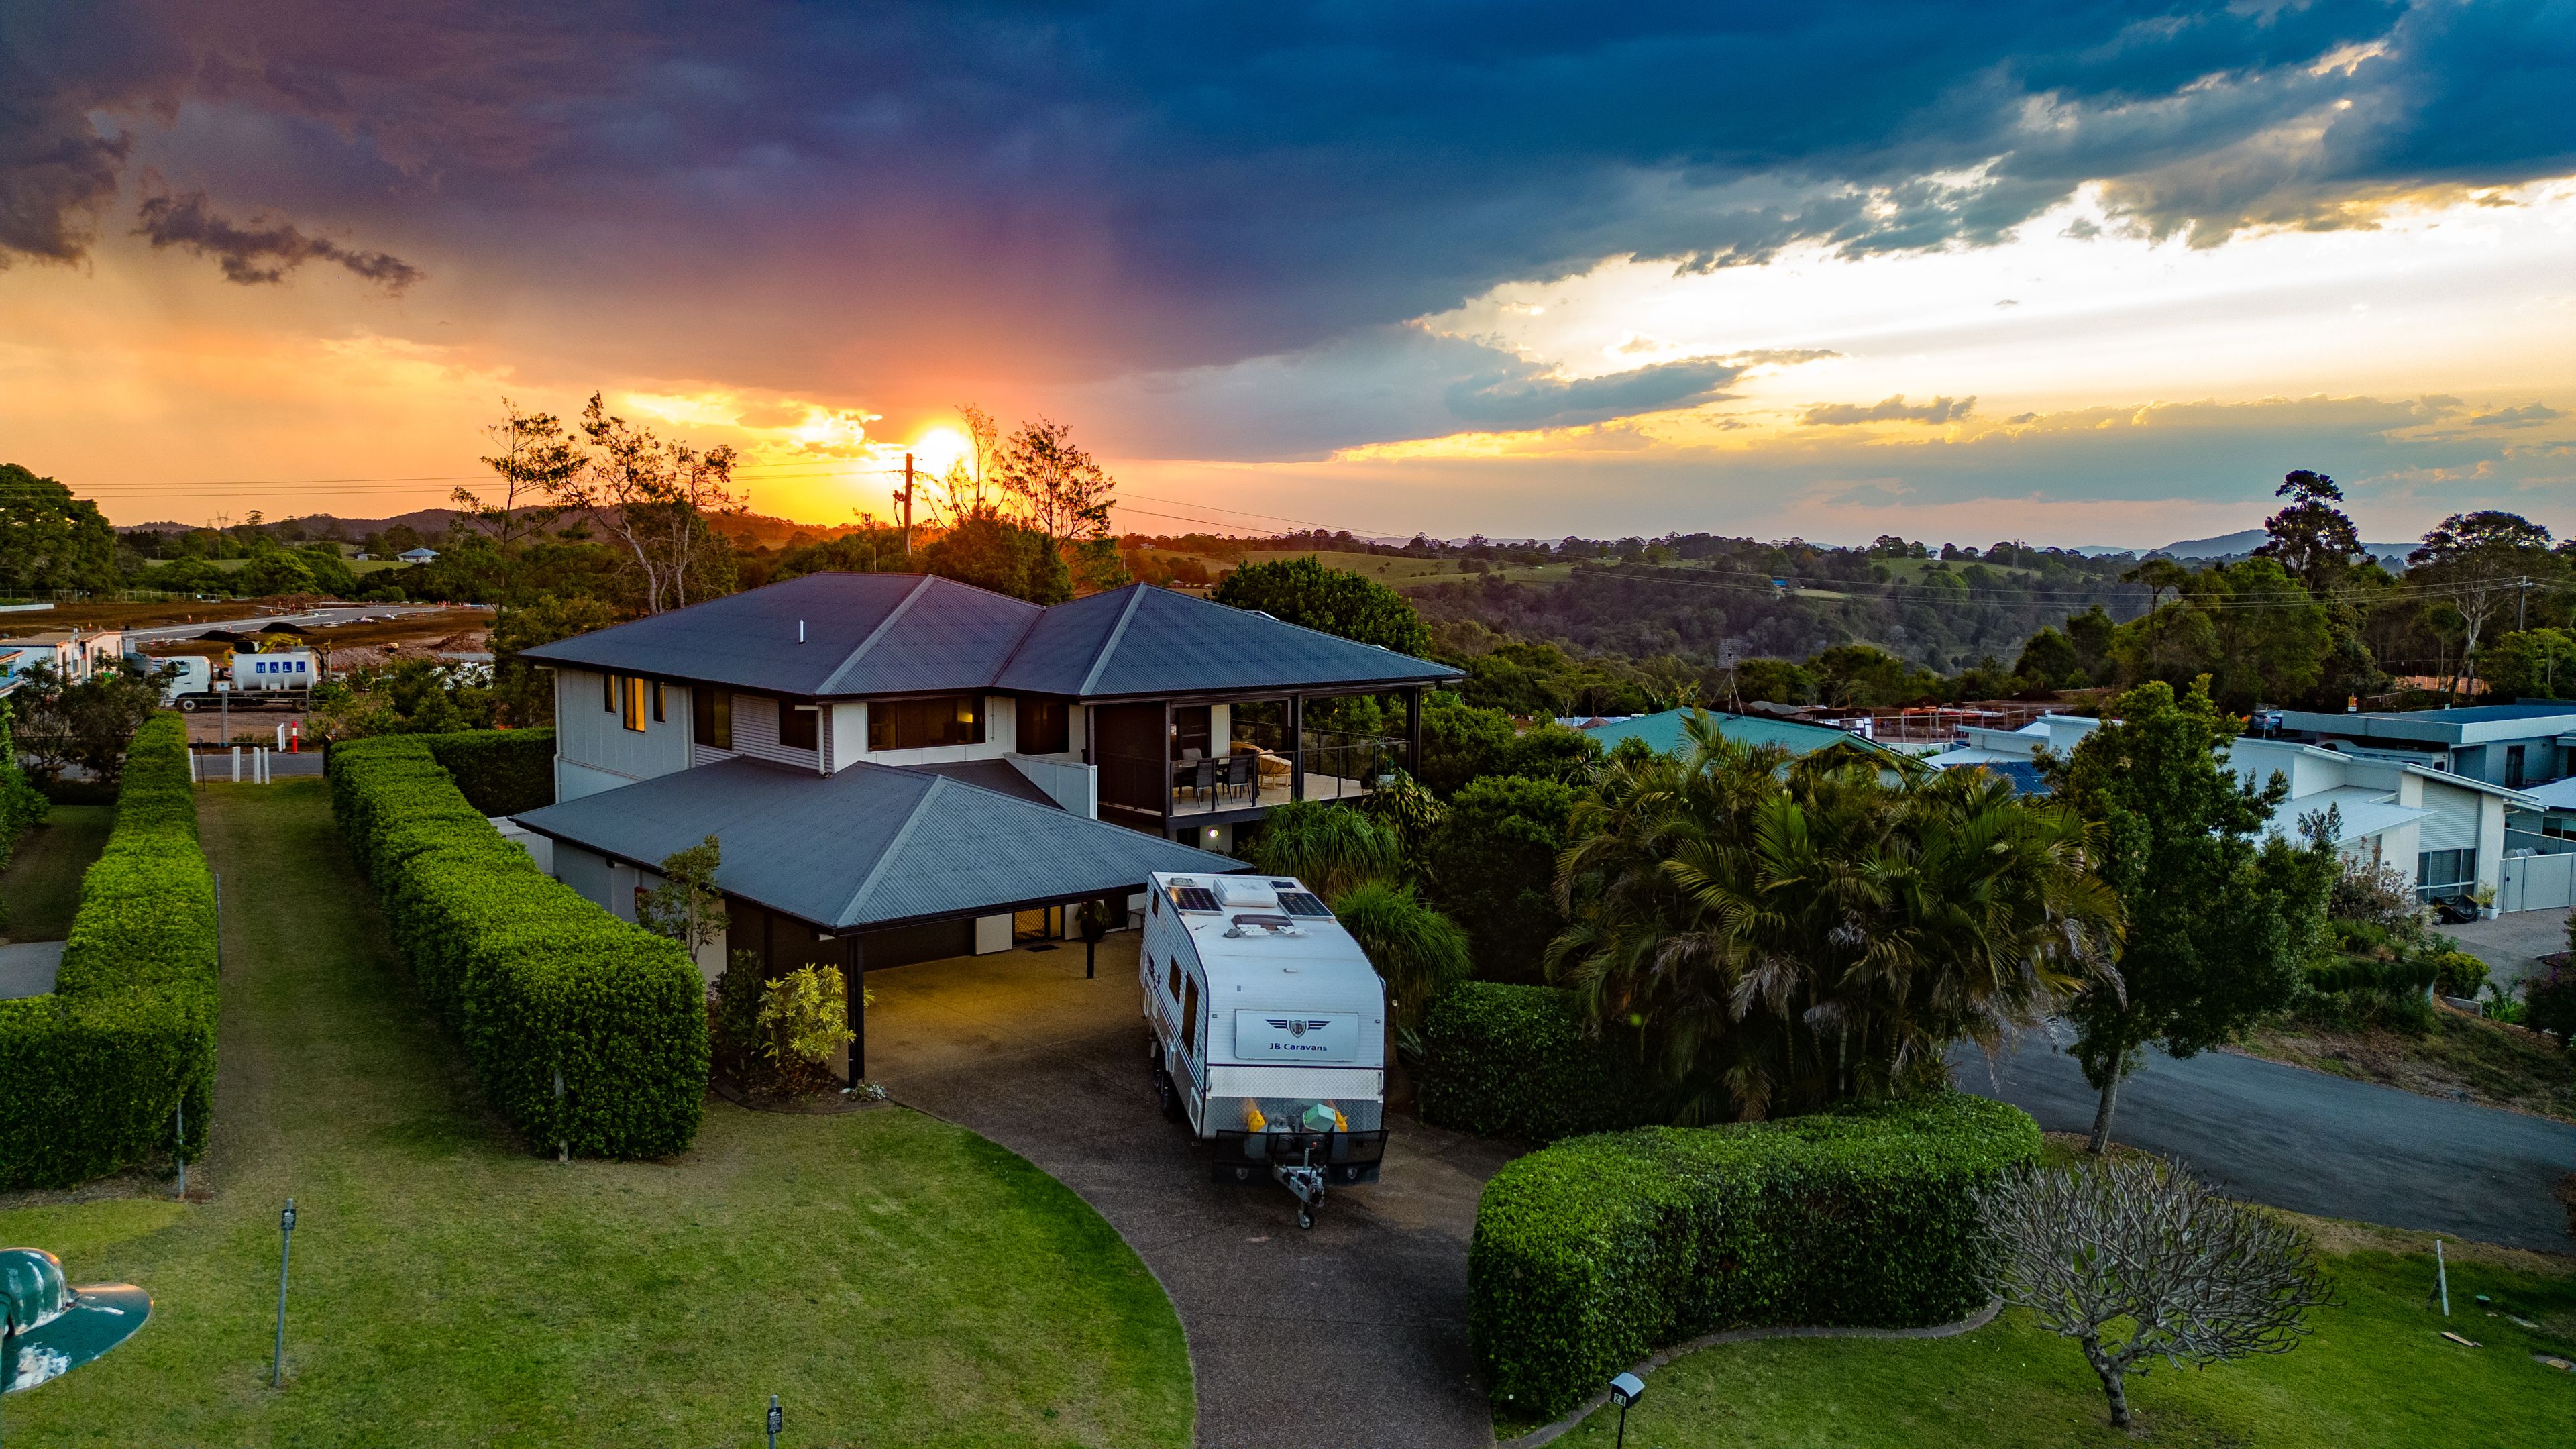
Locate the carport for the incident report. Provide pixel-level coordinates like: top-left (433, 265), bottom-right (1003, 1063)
top-left (511, 754), bottom-right (1240, 1079)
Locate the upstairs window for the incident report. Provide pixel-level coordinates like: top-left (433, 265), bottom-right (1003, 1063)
top-left (869, 695), bottom-right (986, 751)
top-left (1017, 696), bottom-right (1070, 755)
top-left (779, 700), bottom-right (820, 751)
top-left (621, 675), bottom-right (649, 732)
top-left (692, 687), bottom-right (732, 749)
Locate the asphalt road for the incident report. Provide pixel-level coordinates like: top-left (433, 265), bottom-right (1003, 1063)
top-left (1960, 1026), bottom-right (2576, 1251)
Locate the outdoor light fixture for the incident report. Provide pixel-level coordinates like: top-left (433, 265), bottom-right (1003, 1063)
top-left (1607, 1371), bottom-right (1646, 1449)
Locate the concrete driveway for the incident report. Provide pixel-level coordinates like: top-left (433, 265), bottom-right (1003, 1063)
top-left (868, 936), bottom-right (1514, 1449)
top-left (2447, 908), bottom-right (2571, 994)
top-left (1960, 1026), bottom-right (2576, 1251)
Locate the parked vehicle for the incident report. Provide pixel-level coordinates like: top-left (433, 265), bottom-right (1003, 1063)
top-left (1141, 870), bottom-right (1388, 1229)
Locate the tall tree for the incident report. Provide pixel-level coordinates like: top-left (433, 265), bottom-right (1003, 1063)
top-left (1421, 774), bottom-right (1578, 985)
top-left (0, 464), bottom-right (116, 595)
top-left (2409, 511), bottom-right (2557, 701)
top-left (996, 418), bottom-right (1116, 567)
top-left (455, 399), bottom-right (582, 553)
top-left (559, 393), bottom-right (743, 613)
top-left (2051, 679), bottom-right (2333, 1153)
top-left (920, 404), bottom-right (1002, 529)
top-left (2253, 470), bottom-right (2365, 592)
top-left (918, 505), bottom-right (1072, 604)
top-left (1551, 712), bottom-right (2120, 1122)
top-left (1210, 555), bottom-right (1432, 655)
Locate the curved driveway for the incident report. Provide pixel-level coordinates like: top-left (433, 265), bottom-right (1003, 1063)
top-left (1959, 1026), bottom-right (2575, 1251)
top-left (869, 939), bottom-right (1511, 1449)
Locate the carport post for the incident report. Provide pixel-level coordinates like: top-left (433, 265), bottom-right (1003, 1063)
top-left (843, 934), bottom-right (866, 1085)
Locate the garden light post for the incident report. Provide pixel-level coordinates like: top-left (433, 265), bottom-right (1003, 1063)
top-left (766, 1393), bottom-right (781, 1448)
top-left (272, 1199), bottom-right (295, 1387)
top-left (1607, 1372), bottom-right (1644, 1449)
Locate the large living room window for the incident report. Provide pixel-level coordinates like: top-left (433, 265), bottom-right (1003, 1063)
top-left (870, 695), bottom-right (987, 751)
top-left (780, 700), bottom-right (820, 751)
top-left (1017, 696), bottom-right (1070, 755)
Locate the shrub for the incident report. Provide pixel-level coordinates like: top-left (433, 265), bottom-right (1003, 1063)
top-left (2526, 964), bottom-right (2576, 1044)
top-left (1416, 982), bottom-right (1657, 1142)
top-left (420, 727), bottom-right (555, 816)
top-left (1469, 1093), bottom-right (2040, 1420)
top-left (758, 964), bottom-right (859, 1091)
top-left (1420, 775), bottom-right (1576, 985)
top-left (0, 714), bottom-right (217, 1188)
top-left (328, 733), bottom-right (706, 1157)
top-left (2429, 949), bottom-right (2487, 1000)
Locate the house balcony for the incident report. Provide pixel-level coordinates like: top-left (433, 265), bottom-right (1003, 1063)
top-left (1087, 690), bottom-right (1425, 841)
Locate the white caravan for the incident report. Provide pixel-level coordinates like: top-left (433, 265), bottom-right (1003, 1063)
top-left (1140, 870), bottom-right (1387, 1228)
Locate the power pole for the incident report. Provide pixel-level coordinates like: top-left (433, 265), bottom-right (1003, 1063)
top-left (901, 453), bottom-right (914, 557)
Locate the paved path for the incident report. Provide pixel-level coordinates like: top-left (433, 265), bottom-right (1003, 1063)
top-left (0, 939), bottom-right (64, 999)
top-left (871, 940), bottom-right (1513, 1449)
top-left (1960, 1026), bottom-right (2575, 1251)
top-left (2447, 909), bottom-right (2570, 994)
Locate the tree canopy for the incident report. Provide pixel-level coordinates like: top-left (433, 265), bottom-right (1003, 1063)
top-left (0, 463), bottom-right (116, 595)
top-left (1210, 555), bottom-right (1432, 655)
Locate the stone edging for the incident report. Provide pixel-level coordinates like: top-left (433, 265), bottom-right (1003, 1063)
top-left (1496, 1299), bottom-right (2004, 1449)
top-left (709, 1078), bottom-right (889, 1115)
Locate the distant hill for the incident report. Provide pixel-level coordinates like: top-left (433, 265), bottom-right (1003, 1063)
top-left (115, 507), bottom-right (856, 549)
top-left (2153, 529), bottom-right (2412, 568)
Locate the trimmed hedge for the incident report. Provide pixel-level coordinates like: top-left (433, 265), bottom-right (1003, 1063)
top-left (0, 714), bottom-right (217, 1188)
top-left (1469, 1092), bottom-right (2040, 1419)
top-left (422, 727), bottom-right (555, 816)
top-left (329, 733), bottom-right (705, 1157)
top-left (1417, 982), bottom-right (1658, 1142)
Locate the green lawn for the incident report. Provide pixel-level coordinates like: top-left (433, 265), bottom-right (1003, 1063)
top-left (0, 802), bottom-right (113, 941)
top-left (0, 780), bottom-right (1192, 1446)
top-left (1535, 1228), bottom-right (2576, 1448)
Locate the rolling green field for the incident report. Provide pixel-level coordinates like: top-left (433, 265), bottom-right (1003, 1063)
top-left (0, 780), bottom-right (1192, 1447)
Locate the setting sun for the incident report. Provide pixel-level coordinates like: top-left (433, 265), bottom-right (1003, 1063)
top-left (907, 425), bottom-right (973, 479)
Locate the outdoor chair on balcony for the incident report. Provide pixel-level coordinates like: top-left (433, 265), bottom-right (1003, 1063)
top-left (1221, 753), bottom-right (1256, 802)
top-left (1174, 757), bottom-right (1216, 805)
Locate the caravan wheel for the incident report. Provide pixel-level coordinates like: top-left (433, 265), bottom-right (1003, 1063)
top-left (1297, 1208), bottom-right (1313, 1230)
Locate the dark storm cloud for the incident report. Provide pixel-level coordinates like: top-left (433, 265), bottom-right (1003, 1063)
top-left (1803, 396), bottom-right (1978, 427)
top-left (1447, 356), bottom-right (1747, 429)
top-left (4, 2), bottom-right (2570, 371)
top-left (135, 188), bottom-right (421, 289)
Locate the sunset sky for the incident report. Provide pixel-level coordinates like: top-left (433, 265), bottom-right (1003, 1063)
top-left (5, 2), bottom-right (2571, 547)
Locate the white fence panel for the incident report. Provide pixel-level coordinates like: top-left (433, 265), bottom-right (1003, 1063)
top-left (2501, 851), bottom-right (2576, 914)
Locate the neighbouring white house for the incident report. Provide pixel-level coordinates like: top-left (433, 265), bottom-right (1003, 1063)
top-left (1927, 714), bottom-right (2546, 910)
top-left (505, 572), bottom-right (1464, 1081)
top-left (0, 628), bottom-right (127, 694)
top-left (398, 547), bottom-right (440, 564)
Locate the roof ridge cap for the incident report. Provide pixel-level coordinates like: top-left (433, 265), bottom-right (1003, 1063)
top-left (837, 771), bottom-right (941, 928)
top-left (818, 574), bottom-right (935, 696)
top-left (1074, 584), bottom-right (1150, 698)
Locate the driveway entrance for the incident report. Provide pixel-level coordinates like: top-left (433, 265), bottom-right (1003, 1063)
top-left (868, 934), bottom-right (1514, 1449)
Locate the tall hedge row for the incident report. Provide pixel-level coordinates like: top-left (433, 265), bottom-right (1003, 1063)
top-left (0, 714), bottom-right (216, 1188)
top-left (1470, 1093), bottom-right (2040, 1419)
top-left (422, 727), bottom-right (555, 816)
top-left (1417, 982), bottom-right (1658, 1142)
top-left (328, 733), bottom-right (705, 1158)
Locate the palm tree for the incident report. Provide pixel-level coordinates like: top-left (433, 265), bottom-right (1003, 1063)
top-left (1550, 710), bottom-right (2121, 1122)
top-left (1243, 800), bottom-right (1402, 902)
top-left (1334, 879), bottom-right (1472, 1027)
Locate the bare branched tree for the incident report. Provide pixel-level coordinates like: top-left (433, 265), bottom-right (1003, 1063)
top-left (455, 398), bottom-right (581, 553)
top-left (919, 404), bottom-right (1002, 530)
top-left (556, 393), bottom-right (742, 613)
top-left (1978, 1161), bottom-right (2335, 1429)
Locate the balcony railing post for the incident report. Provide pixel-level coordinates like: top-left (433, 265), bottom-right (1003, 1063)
top-left (1289, 695), bottom-right (1305, 802)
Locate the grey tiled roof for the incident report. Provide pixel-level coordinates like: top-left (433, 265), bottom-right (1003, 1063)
top-left (521, 574), bottom-right (1460, 700)
top-left (512, 756), bottom-right (1240, 930)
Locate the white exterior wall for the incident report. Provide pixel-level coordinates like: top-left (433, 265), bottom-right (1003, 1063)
top-left (1068, 703), bottom-right (1089, 756)
top-left (557, 843), bottom-right (612, 912)
top-left (829, 702), bottom-right (869, 772)
top-left (727, 692), bottom-right (823, 773)
top-left (2476, 793), bottom-right (2508, 898)
top-left (973, 914), bottom-right (1011, 954)
top-left (2417, 779), bottom-right (2481, 853)
top-left (552, 668), bottom-right (694, 800)
top-left (1007, 752), bottom-right (1099, 817)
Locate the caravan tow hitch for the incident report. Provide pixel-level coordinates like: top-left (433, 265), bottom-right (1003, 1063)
top-left (1273, 1142), bottom-right (1326, 1230)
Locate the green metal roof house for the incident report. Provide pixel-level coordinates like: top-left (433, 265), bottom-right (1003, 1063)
top-left (1572, 707), bottom-right (1913, 765)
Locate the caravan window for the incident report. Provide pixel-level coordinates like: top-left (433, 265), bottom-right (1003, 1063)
top-left (1167, 959), bottom-right (1182, 1000)
top-left (1181, 975), bottom-right (1199, 1054)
